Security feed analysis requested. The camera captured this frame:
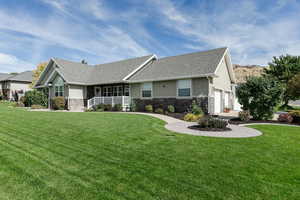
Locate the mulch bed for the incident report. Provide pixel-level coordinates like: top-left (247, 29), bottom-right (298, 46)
top-left (188, 125), bottom-right (232, 132)
top-left (229, 118), bottom-right (300, 126)
top-left (165, 112), bottom-right (186, 120)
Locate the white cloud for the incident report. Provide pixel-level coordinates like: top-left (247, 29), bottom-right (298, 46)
top-left (0, 53), bottom-right (34, 73)
top-left (148, 0), bottom-right (300, 65)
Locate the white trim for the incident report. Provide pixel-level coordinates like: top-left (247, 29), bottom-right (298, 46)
top-left (140, 82), bottom-right (153, 99)
top-left (34, 59), bottom-right (53, 88)
top-left (123, 55), bottom-right (157, 81)
top-left (176, 79), bottom-right (192, 97)
top-left (44, 69), bottom-right (58, 85)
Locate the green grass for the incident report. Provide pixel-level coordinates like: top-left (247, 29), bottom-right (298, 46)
top-left (0, 103), bottom-right (299, 200)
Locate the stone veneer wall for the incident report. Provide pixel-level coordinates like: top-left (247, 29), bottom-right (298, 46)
top-left (133, 97), bottom-right (209, 114)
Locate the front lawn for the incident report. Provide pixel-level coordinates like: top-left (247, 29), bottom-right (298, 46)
top-left (0, 103), bottom-right (299, 199)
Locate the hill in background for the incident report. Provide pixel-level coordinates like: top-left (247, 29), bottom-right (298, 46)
top-left (233, 64), bottom-right (266, 83)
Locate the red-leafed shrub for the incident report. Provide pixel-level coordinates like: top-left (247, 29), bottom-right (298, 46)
top-left (278, 113), bottom-right (293, 123)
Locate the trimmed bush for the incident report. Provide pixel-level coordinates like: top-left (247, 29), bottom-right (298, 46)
top-left (191, 100), bottom-right (203, 115)
top-left (24, 90), bottom-right (47, 107)
top-left (19, 96), bottom-right (26, 104)
top-left (236, 77), bottom-right (282, 120)
top-left (154, 108), bottom-right (164, 114)
top-left (103, 104), bottom-right (112, 111)
top-left (52, 97), bottom-right (65, 110)
top-left (183, 113), bottom-right (201, 122)
top-left (289, 110), bottom-right (300, 123)
top-left (145, 105), bottom-right (153, 112)
top-left (198, 116), bottom-right (228, 129)
top-left (113, 104), bottom-right (123, 111)
top-left (31, 104), bottom-right (45, 109)
top-left (278, 113), bottom-right (293, 123)
top-left (239, 110), bottom-right (250, 121)
top-left (167, 105), bottom-right (175, 113)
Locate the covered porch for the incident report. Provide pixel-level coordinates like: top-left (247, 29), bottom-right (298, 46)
top-left (86, 83), bottom-right (131, 110)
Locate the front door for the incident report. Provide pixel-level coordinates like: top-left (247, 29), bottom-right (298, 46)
top-left (95, 87), bottom-right (101, 97)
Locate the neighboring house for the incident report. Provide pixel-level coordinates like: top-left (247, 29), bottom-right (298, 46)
top-left (0, 71), bottom-right (34, 101)
top-left (35, 47), bottom-right (236, 113)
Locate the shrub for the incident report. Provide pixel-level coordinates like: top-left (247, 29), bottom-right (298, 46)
top-left (198, 116), bottom-right (228, 129)
top-left (96, 104), bottom-right (104, 110)
top-left (130, 101), bottom-right (137, 112)
top-left (154, 108), bottom-right (164, 114)
top-left (183, 113), bottom-right (201, 122)
top-left (236, 77), bottom-right (282, 120)
top-left (145, 105), bottom-right (153, 112)
top-left (85, 108), bottom-right (94, 112)
top-left (31, 104), bottom-right (45, 109)
top-left (113, 104), bottom-right (123, 111)
top-left (167, 105), bottom-right (175, 113)
top-left (239, 110), bottom-right (251, 121)
top-left (278, 113), bottom-right (293, 123)
top-left (289, 110), bottom-right (300, 117)
top-left (24, 90), bottom-right (47, 107)
top-left (52, 97), bottom-right (65, 110)
top-left (191, 100), bottom-right (203, 115)
top-left (103, 104), bottom-right (112, 111)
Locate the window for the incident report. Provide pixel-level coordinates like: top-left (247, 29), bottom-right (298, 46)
top-left (103, 87), bottom-right (112, 96)
top-left (142, 82), bottom-right (152, 98)
top-left (124, 85), bottom-right (130, 96)
top-left (177, 79), bottom-right (191, 97)
top-left (113, 86), bottom-right (123, 96)
top-left (53, 75), bottom-right (64, 97)
top-left (55, 86), bottom-right (64, 97)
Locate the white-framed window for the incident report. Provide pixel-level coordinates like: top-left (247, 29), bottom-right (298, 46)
top-left (103, 87), bottom-right (112, 96)
top-left (141, 82), bottom-right (152, 98)
top-left (53, 75), bottom-right (64, 97)
top-left (124, 85), bottom-right (130, 96)
top-left (177, 79), bottom-right (191, 97)
top-left (55, 86), bottom-right (64, 97)
top-left (113, 86), bottom-right (123, 96)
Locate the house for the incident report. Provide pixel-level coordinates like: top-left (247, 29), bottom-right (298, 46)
top-left (35, 47), bottom-right (236, 114)
top-left (0, 71), bottom-right (34, 101)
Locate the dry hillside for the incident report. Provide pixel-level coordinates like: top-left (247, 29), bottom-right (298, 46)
top-left (233, 64), bottom-right (266, 83)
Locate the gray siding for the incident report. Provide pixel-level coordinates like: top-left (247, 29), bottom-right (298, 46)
top-left (192, 78), bottom-right (209, 96)
top-left (40, 64), bottom-right (55, 85)
top-left (153, 80), bottom-right (177, 97)
top-left (130, 83), bottom-right (140, 98)
top-left (213, 58), bottom-right (231, 91)
top-left (130, 78), bottom-right (209, 99)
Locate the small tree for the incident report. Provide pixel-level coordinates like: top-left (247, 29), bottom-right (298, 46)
top-left (264, 55), bottom-right (300, 107)
top-left (287, 73), bottom-right (300, 100)
top-left (30, 62), bottom-right (48, 88)
top-left (236, 77), bottom-right (282, 120)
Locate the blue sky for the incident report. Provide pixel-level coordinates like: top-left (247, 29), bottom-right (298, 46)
top-left (0, 0), bottom-right (300, 73)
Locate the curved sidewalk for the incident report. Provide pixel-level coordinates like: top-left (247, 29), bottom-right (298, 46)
top-left (127, 112), bottom-right (262, 138)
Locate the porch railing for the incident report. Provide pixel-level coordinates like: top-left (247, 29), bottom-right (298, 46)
top-left (87, 96), bottom-right (131, 111)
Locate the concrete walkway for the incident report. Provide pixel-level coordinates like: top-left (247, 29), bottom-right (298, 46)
top-left (126, 112), bottom-right (263, 138)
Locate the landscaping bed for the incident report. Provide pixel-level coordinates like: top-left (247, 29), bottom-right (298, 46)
top-left (188, 125), bottom-right (232, 132)
top-left (229, 117), bottom-right (300, 126)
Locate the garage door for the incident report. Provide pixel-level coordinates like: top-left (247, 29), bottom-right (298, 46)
top-left (214, 90), bottom-right (222, 113)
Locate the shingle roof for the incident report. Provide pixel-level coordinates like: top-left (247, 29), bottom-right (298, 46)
top-left (0, 71), bottom-right (33, 82)
top-left (45, 47), bottom-right (228, 85)
top-left (53, 55), bottom-right (154, 85)
top-left (128, 47), bottom-right (227, 82)
top-left (6, 71), bottom-right (33, 82)
top-left (0, 73), bottom-right (13, 81)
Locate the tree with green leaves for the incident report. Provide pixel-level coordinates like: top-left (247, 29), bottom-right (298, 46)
top-left (264, 55), bottom-right (300, 107)
top-left (287, 73), bottom-right (300, 101)
top-left (30, 62), bottom-right (48, 88)
top-left (236, 77), bottom-right (282, 120)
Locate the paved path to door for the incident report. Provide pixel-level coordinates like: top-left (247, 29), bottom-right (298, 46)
top-left (126, 112), bottom-right (263, 138)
